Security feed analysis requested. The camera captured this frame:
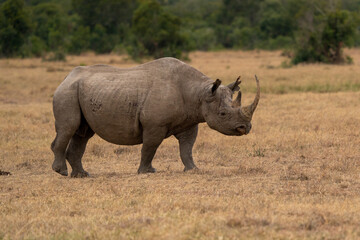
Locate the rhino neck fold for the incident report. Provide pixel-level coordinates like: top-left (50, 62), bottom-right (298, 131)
top-left (192, 105), bottom-right (206, 124)
top-left (184, 84), bottom-right (207, 124)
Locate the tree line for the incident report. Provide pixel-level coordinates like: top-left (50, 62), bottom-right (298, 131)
top-left (0, 0), bottom-right (359, 64)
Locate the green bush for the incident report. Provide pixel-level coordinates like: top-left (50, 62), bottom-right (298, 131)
top-left (321, 10), bottom-right (355, 63)
top-left (31, 2), bottom-right (67, 51)
top-left (20, 35), bottom-right (46, 57)
top-left (68, 25), bottom-right (91, 54)
top-left (186, 27), bottom-right (217, 51)
top-left (259, 0), bottom-right (294, 39)
top-left (293, 9), bottom-right (356, 64)
top-left (0, 0), bottom-right (359, 61)
top-left (131, 0), bottom-right (188, 59)
top-left (265, 36), bottom-right (294, 50)
top-left (293, 33), bottom-right (324, 64)
top-left (90, 24), bottom-right (115, 54)
top-left (0, 0), bottom-right (31, 57)
top-left (231, 27), bottom-right (259, 49)
top-left (42, 50), bottom-right (66, 61)
top-left (72, 0), bottom-right (136, 34)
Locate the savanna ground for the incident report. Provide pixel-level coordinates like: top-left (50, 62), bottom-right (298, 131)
top-left (1, 49), bottom-right (360, 239)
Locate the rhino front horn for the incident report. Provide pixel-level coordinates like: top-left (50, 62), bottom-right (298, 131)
top-left (241, 75), bottom-right (260, 119)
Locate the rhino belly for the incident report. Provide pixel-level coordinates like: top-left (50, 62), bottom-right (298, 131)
top-left (79, 86), bottom-right (143, 145)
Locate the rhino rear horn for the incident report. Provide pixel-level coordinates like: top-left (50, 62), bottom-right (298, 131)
top-left (227, 76), bottom-right (241, 92)
top-left (232, 91), bottom-right (242, 108)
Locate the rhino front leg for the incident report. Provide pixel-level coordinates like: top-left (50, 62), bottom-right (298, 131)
top-left (175, 125), bottom-right (198, 171)
top-left (137, 127), bottom-right (166, 174)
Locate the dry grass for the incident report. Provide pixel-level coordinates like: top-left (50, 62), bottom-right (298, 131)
top-left (1, 49), bottom-right (360, 239)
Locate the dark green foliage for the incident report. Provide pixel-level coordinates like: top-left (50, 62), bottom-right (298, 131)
top-left (164, 0), bottom-right (220, 51)
top-left (31, 2), bottom-right (66, 50)
top-left (72, 0), bottom-right (136, 34)
top-left (229, 26), bottom-right (259, 49)
top-left (322, 10), bottom-right (355, 63)
top-left (90, 24), bottom-right (114, 54)
top-left (293, 9), bottom-right (356, 64)
top-left (185, 27), bottom-right (217, 51)
top-left (0, 0), bottom-right (31, 56)
top-left (42, 49), bottom-right (66, 61)
top-left (0, 0), bottom-right (359, 61)
top-left (293, 34), bottom-right (323, 63)
top-left (71, 0), bottom-right (137, 54)
top-left (259, 0), bottom-right (294, 39)
top-left (342, 0), bottom-right (360, 11)
top-left (131, 0), bottom-right (187, 59)
top-left (215, 18), bottom-right (257, 49)
top-left (218, 0), bottom-right (263, 26)
top-left (68, 25), bottom-right (90, 54)
top-left (215, 0), bottom-right (262, 48)
top-left (21, 35), bottom-right (46, 56)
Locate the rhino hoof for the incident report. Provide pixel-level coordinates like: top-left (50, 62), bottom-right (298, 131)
top-left (71, 171), bottom-right (90, 178)
top-left (184, 166), bottom-right (198, 172)
top-left (137, 167), bottom-right (156, 174)
top-left (57, 169), bottom-right (68, 176)
top-left (52, 165), bottom-right (68, 176)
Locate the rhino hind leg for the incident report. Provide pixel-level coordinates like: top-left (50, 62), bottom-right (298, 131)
top-left (51, 92), bottom-right (81, 176)
top-left (66, 120), bottom-right (94, 178)
top-left (138, 145), bottom-right (158, 174)
top-left (137, 127), bottom-right (167, 174)
top-left (175, 125), bottom-right (198, 171)
top-left (51, 133), bottom-right (70, 176)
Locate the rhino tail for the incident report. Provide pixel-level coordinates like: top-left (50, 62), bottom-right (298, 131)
top-left (75, 113), bottom-right (89, 137)
top-left (75, 84), bottom-right (92, 138)
top-left (134, 107), bottom-right (143, 137)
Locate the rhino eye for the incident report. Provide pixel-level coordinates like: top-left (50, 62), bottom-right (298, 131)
top-left (220, 111), bottom-right (226, 116)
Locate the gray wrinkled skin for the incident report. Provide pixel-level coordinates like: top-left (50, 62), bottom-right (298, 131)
top-left (51, 57), bottom-right (260, 177)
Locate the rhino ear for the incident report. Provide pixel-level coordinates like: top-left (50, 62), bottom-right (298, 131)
top-left (211, 79), bottom-right (221, 94)
top-left (227, 76), bottom-right (241, 92)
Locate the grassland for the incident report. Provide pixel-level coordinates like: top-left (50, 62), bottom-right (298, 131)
top-left (1, 50), bottom-right (360, 239)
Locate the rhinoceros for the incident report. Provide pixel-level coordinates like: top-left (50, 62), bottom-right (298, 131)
top-left (51, 57), bottom-right (260, 177)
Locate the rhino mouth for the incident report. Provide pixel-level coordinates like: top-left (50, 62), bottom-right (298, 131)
top-left (236, 125), bottom-right (249, 135)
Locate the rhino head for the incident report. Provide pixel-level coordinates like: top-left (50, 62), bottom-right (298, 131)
top-left (201, 76), bottom-right (260, 136)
